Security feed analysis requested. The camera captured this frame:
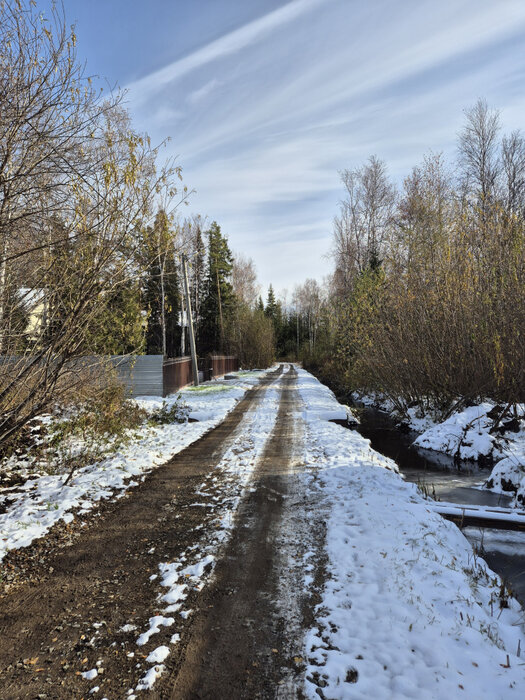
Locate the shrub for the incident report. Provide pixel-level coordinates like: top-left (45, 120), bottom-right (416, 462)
top-left (148, 397), bottom-right (189, 425)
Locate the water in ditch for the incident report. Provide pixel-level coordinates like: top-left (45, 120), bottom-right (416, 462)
top-left (353, 406), bottom-right (525, 606)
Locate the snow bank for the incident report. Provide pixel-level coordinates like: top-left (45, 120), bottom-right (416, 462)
top-left (354, 391), bottom-right (525, 509)
top-left (0, 371), bottom-right (269, 562)
top-left (413, 403), bottom-right (525, 507)
top-left (297, 369), bottom-right (525, 699)
top-left (413, 402), bottom-right (495, 459)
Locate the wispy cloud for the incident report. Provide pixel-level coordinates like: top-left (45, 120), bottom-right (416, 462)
top-left (125, 0), bottom-right (525, 291)
top-left (125, 0), bottom-right (325, 105)
top-left (187, 79), bottom-right (221, 105)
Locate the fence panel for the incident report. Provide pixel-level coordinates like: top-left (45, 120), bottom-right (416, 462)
top-left (163, 356), bottom-right (193, 396)
top-left (110, 355), bottom-right (164, 397)
top-left (209, 355), bottom-right (239, 379)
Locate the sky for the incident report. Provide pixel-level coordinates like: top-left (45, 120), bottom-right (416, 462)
top-left (47, 0), bottom-right (525, 296)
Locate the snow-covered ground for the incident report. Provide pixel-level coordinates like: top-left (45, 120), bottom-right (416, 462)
top-left (412, 404), bottom-right (525, 507)
top-left (3, 367), bottom-right (525, 698)
top-left (353, 391), bottom-right (525, 508)
top-left (0, 370), bottom-right (271, 563)
top-left (301, 370), bottom-right (525, 699)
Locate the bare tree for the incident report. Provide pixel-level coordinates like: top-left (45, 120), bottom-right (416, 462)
top-left (0, 1), bottom-right (185, 452)
top-left (501, 130), bottom-right (525, 215)
top-left (393, 152), bottom-right (453, 277)
top-left (178, 215), bottom-right (206, 332)
top-left (458, 98), bottom-right (501, 204)
top-left (333, 156), bottom-right (396, 292)
top-left (293, 279), bottom-right (325, 355)
top-left (232, 254), bottom-right (260, 308)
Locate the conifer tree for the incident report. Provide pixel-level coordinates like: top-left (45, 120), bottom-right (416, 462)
top-left (265, 284), bottom-right (277, 318)
top-left (199, 222), bottom-right (234, 354)
top-left (87, 283), bottom-right (145, 355)
top-left (265, 284), bottom-right (284, 354)
top-left (142, 210), bottom-right (181, 356)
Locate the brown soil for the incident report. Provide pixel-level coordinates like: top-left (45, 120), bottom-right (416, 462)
top-left (0, 366), bottom-right (286, 699)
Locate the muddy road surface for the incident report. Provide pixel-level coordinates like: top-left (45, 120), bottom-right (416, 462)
top-left (0, 365), bottom-right (323, 699)
top-left (166, 365), bottom-right (318, 700)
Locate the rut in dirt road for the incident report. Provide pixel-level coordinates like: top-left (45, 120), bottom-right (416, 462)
top-left (0, 367), bottom-right (284, 699)
top-left (166, 364), bottom-right (317, 700)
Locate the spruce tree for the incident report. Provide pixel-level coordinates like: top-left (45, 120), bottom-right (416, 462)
top-left (265, 284), bottom-right (284, 355)
top-left (142, 210), bottom-right (181, 356)
top-left (87, 283), bottom-right (145, 355)
top-left (199, 222), bottom-right (234, 354)
top-left (265, 284), bottom-right (277, 318)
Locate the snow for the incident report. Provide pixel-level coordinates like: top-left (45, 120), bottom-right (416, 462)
top-left (136, 616), bottom-right (174, 647)
top-left (136, 664), bottom-right (165, 690)
top-left (427, 501), bottom-right (525, 524)
top-left (412, 403), bottom-right (525, 508)
top-left (4, 365), bottom-right (525, 697)
top-left (414, 402), bottom-right (496, 459)
top-left (132, 374), bottom-right (283, 692)
top-left (120, 624), bottom-right (136, 633)
top-left (296, 369), bottom-right (525, 699)
top-left (0, 370), bottom-right (270, 562)
top-left (355, 393), bottom-right (525, 509)
top-left (145, 646), bottom-right (170, 664)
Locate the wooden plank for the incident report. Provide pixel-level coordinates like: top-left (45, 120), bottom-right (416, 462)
top-left (440, 512), bottom-right (525, 532)
top-left (428, 502), bottom-right (525, 532)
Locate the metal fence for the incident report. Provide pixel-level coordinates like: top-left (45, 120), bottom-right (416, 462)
top-left (163, 356), bottom-right (193, 396)
top-left (1, 353), bottom-right (240, 398)
top-left (110, 355), bottom-right (164, 397)
top-left (202, 355), bottom-right (239, 382)
top-left (116, 354), bottom-right (239, 396)
top-left (116, 354), bottom-right (240, 397)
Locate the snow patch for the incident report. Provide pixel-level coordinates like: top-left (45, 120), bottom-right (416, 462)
top-left (0, 371), bottom-right (268, 562)
top-left (136, 664), bottom-right (165, 691)
top-left (145, 645), bottom-right (170, 664)
top-left (82, 668), bottom-right (98, 680)
top-left (136, 616), bottom-right (174, 646)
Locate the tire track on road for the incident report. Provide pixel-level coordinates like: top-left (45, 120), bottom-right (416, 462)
top-left (167, 365), bottom-right (306, 700)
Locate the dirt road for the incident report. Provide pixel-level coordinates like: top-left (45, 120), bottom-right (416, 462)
top-left (0, 365), bottom-right (323, 699)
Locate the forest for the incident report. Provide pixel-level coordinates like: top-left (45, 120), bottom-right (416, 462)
top-left (300, 100), bottom-right (525, 423)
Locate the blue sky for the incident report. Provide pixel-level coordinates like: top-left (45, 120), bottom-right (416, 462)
top-left (56, 0), bottom-right (525, 294)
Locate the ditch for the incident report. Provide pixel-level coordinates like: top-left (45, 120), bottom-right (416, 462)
top-left (352, 405), bottom-right (525, 607)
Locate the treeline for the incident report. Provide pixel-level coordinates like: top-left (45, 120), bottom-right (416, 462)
top-left (309, 100), bottom-right (525, 415)
top-left (141, 216), bottom-right (277, 370)
top-left (256, 280), bottom-right (328, 361)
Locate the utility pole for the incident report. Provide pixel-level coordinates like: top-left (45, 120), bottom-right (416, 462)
top-left (180, 289), bottom-right (186, 357)
top-left (296, 309), bottom-right (299, 359)
top-left (182, 254), bottom-right (199, 386)
top-left (159, 252), bottom-right (166, 357)
top-left (216, 266), bottom-right (224, 350)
